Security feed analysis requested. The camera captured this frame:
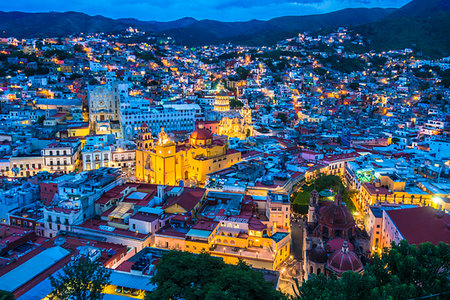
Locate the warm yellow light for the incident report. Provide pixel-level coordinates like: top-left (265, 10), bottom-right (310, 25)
top-left (432, 197), bottom-right (442, 205)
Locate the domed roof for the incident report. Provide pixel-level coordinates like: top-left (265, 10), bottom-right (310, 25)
top-left (309, 246), bottom-right (327, 264)
top-left (191, 128), bottom-right (213, 140)
top-left (319, 201), bottom-right (355, 229)
top-left (327, 241), bottom-right (363, 275)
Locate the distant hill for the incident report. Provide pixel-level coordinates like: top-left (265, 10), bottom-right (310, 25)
top-left (0, 8), bottom-right (394, 45)
top-left (0, 11), bottom-right (126, 37)
top-left (0, 1), bottom-right (449, 57)
top-left (387, 0), bottom-right (450, 17)
top-left (117, 17), bottom-right (198, 32)
top-left (356, 0), bottom-right (450, 57)
top-left (123, 8), bottom-right (395, 46)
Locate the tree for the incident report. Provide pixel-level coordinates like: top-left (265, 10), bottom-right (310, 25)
top-left (0, 291), bottom-right (15, 300)
top-left (230, 98), bottom-right (244, 109)
top-left (147, 251), bottom-right (283, 300)
top-left (235, 67), bottom-right (251, 80)
top-left (74, 44), bottom-right (85, 53)
top-left (391, 137), bottom-right (400, 144)
top-left (89, 78), bottom-right (100, 85)
top-left (49, 256), bottom-right (111, 300)
top-left (292, 175), bottom-right (356, 214)
top-left (349, 82), bottom-right (360, 91)
top-left (294, 241), bottom-right (450, 300)
top-left (36, 115), bottom-right (45, 125)
top-left (276, 113), bottom-right (288, 124)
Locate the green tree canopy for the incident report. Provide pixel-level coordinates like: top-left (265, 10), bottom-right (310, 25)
top-left (276, 113), bottom-right (289, 124)
top-left (294, 240), bottom-right (450, 300)
top-left (230, 98), bottom-right (244, 109)
top-left (292, 175), bottom-right (356, 214)
top-left (73, 44), bottom-right (85, 53)
top-left (147, 251), bottom-right (283, 300)
top-left (235, 67), bottom-right (251, 80)
top-left (49, 256), bottom-right (111, 300)
top-left (0, 290), bottom-right (15, 300)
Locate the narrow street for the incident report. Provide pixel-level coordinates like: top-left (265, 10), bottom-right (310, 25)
top-left (278, 218), bottom-right (304, 296)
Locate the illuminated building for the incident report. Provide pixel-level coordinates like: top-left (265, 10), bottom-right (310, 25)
top-left (217, 117), bottom-right (253, 140)
top-left (136, 124), bottom-right (241, 185)
top-left (88, 82), bottom-right (129, 138)
top-left (215, 102), bottom-right (253, 140)
top-left (154, 191), bottom-right (291, 270)
top-left (367, 206), bottom-right (450, 254)
top-left (41, 141), bottom-right (81, 174)
top-left (120, 101), bottom-right (200, 139)
top-left (303, 191), bottom-right (369, 279)
top-left (214, 90), bottom-right (230, 112)
top-left (357, 175), bottom-right (432, 213)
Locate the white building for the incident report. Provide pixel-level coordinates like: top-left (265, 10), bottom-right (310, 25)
top-left (43, 168), bottom-right (122, 237)
top-left (88, 82), bottom-right (129, 137)
top-left (0, 182), bottom-right (40, 225)
top-left (81, 135), bottom-right (136, 173)
top-left (120, 101), bottom-right (201, 139)
top-left (42, 141), bottom-right (80, 174)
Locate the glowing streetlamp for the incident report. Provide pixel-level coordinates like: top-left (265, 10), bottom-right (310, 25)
top-left (432, 197), bottom-right (442, 205)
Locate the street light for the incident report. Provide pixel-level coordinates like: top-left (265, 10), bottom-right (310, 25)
top-left (432, 197), bottom-right (442, 205)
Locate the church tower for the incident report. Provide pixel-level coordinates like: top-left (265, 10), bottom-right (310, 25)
top-left (154, 128), bottom-right (177, 185)
top-left (308, 189), bottom-right (319, 223)
top-left (137, 123), bottom-right (153, 151)
top-left (136, 123), bottom-right (154, 183)
top-left (214, 90), bottom-right (230, 112)
top-left (240, 101), bottom-right (252, 125)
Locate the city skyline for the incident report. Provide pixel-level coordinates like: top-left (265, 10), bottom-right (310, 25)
top-left (0, 0), bottom-right (448, 298)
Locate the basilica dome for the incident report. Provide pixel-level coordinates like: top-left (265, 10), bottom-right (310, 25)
top-left (327, 241), bottom-right (363, 275)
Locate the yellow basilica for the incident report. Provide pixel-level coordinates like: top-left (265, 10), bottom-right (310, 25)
top-left (136, 124), bottom-right (241, 186)
top-left (216, 103), bottom-right (253, 139)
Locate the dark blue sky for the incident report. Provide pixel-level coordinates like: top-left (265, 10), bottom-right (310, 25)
top-left (2, 0), bottom-right (410, 21)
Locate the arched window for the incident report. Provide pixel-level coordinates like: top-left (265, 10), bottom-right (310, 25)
top-left (317, 268), bottom-right (321, 275)
top-left (310, 266), bottom-right (313, 274)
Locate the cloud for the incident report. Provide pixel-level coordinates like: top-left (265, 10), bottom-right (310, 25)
top-left (1, 0), bottom-right (411, 21)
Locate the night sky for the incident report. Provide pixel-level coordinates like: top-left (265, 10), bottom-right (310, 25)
top-left (1, 0), bottom-right (411, 21)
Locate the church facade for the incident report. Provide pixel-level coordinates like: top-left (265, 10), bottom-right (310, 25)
top-left (136, 124), bottom-right (241, 186)
top-left (88, 82), bottom-right (129, 138)
top-left (302, 190), bottom-right (370, 279)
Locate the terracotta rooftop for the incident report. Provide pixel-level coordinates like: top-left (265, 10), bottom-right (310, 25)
top-left (386, 206), bottom-right (450, 246)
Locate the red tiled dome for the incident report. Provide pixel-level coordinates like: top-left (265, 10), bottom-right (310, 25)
top-left (327, 241), bottom-right (363, 275)
top-left (190, 128), bottom-right (213, 140)
top-left (319, 202), bottom-right (355, 230)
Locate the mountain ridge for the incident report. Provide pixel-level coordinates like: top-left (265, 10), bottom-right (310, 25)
top-left (0, 0), bottom-right (449, 57)
top-left (0, 7), bottom-right (394, 41)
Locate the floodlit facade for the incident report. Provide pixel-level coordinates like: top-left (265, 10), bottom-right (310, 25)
top-left (136, 124), bottom-right (241, 185)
